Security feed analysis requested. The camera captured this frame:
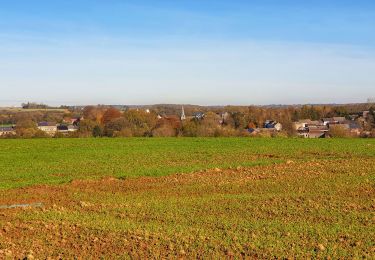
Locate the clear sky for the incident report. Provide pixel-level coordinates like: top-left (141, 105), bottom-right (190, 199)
top-left (1, 0), bottom-right (374, 106)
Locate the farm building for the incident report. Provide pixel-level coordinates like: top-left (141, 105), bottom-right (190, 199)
top-left (0, 126), bottom-right (16, 136)
top-left (294, 120), bottom-right (321, 130)
top-left (38, 122), bottom-right (57, 135)
top-left (264, 120), bottom-right (283, 131)
top-left (57, 125), bottom-right (78, 133)
top-left (322, 118), bottom-right (337, 126)
top-left (308, 130), bottom-right (330, 138)
top-left (296, 122), bottom-right (329, 138)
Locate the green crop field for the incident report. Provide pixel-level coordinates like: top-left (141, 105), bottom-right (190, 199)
top-left (1, 137), bottom-right (374, 190)
top-left (0, 138), bottom-right (374, 258)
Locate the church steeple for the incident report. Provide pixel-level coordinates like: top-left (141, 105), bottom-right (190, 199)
top-left (181, 106), bottom-right (186, 120)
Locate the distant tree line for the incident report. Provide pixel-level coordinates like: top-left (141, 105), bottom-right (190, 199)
top-left (73, 105), bottom-right (375, 138)
top-left (1, 103), bottom-right (375, 138)
top-left (21, 102), bottom-right (50, 109)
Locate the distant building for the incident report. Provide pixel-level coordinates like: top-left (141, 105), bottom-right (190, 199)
top-left (322, 118), bottom-right (337, 126)
top-left (57, 125), bottom-right (78, 134)
top-left (57, 125), bottom-right (69, 133)
top-left (294, 119), bottom-right (318, 130)
top-left (38, 122), bottom-right (57, 135)
top-left (181, 106), bottom-right (186, 121)
top-left (333, 117), bottom-right (346, 123)
top-left (193, 112), bottom-right (205, 120)
top-left (363, 111), bottom-right (370, 119)
top-left (296, 120), bottom-right (329, 138)
top-left (263, 120), bottom-right (282, 131)
top-left (308, 125), bottom-right (329, 131)
top-left (296, 129), bottom-right (309, 138)
top-left (219, 112), bottom-right (230, 125)
top-left (68, 125), bottom-right (78, 132)
top-left (0, 127), bottom-right (16, 136)
top-left (274, 123), bottom-right (283, 131)
top-left (308, 130), bottom-right (330, 138)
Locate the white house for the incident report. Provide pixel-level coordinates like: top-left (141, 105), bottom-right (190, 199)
top-left (0, 127), bottom-right (16, 136)
top-left (38, 122), bottom-right (57, 135)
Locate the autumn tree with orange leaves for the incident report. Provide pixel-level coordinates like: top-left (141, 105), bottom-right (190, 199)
top-left (101, 107), bottom-right (122, 125)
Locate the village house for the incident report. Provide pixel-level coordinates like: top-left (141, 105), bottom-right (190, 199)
top-left (322, 118), bottom-right (337, 126)
top-left (293, 119), bottom-right (320, 130)
top-left (308, 124), bottom-right (329, 131)
top-left (308, 129), bottom-right (330, 138)
top-left (57, 125), bottom-right (68, 133)
top-left (296, 128), bottom-right (309, 138)
top-left (193, 112), bottom-right (205, 120)
top-left (295, 114), bottom-right (364, 138)
top-left (295, 119), bottom-right (329, 138)
top-left (57, 125), bottom-right (78, 134)
top-left (293, 120), bottom-right (307, 130)
top-left (297, 126), bottom-right (329, 138)
top-left (219, 112), bottom-right (230, 125)
top-left (68, 125), bottom-right (79, 132)
top-left (333, 117), bottom-right (346, 123)
top-left (263, 120), bottom-right (282, 131)
top-left (251, 120), bottom-right (283, 135)
top-left (0, 126), bottom-right (16, 136)
top-left (38, 122), bottom-right (57, 135)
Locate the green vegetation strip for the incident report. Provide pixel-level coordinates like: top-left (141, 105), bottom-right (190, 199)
top-left (1, 138), bottom-right (375, 189)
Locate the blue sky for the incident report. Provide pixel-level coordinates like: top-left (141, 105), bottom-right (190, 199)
top-left (1, 0), bottom-right (374, 106)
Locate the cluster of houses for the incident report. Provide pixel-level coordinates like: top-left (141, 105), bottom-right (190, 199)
top-left (0, 108), bottom-right (372, 138)
top-left (216, 109), bottom-right (369, 138)
top-left (294, 115), bottom-right (363, 138)
top-left (246, 111), bottom-right (370, 138)
top-left (246, 120), bottom-right (283, 135)
top-left (0, 118), bottom-right (79, 137)
top-left (172, 107), bottom-right (369, 138)
top-left (37, 122), bottom-right (79, 135)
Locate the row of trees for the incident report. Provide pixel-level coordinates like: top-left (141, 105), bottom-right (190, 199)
top-left (77, 106), bottom-right (274, 138)
top-left (79, 107), bottom-right (159, 137)
top-left (2, 104), bottom-right (375, 138)
top-left (75, 106), bottom-right (375, 138)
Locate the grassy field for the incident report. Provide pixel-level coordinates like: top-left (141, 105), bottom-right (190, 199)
top-left (1, 138), bottom-right (374, 190)
top-left (0, 138), bottom-right (374, 258)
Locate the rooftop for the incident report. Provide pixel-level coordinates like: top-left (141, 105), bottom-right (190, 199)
top-left (0, 127), bottom-right (14, 131)
top-left (38, 122), bottom-right (57, 127)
